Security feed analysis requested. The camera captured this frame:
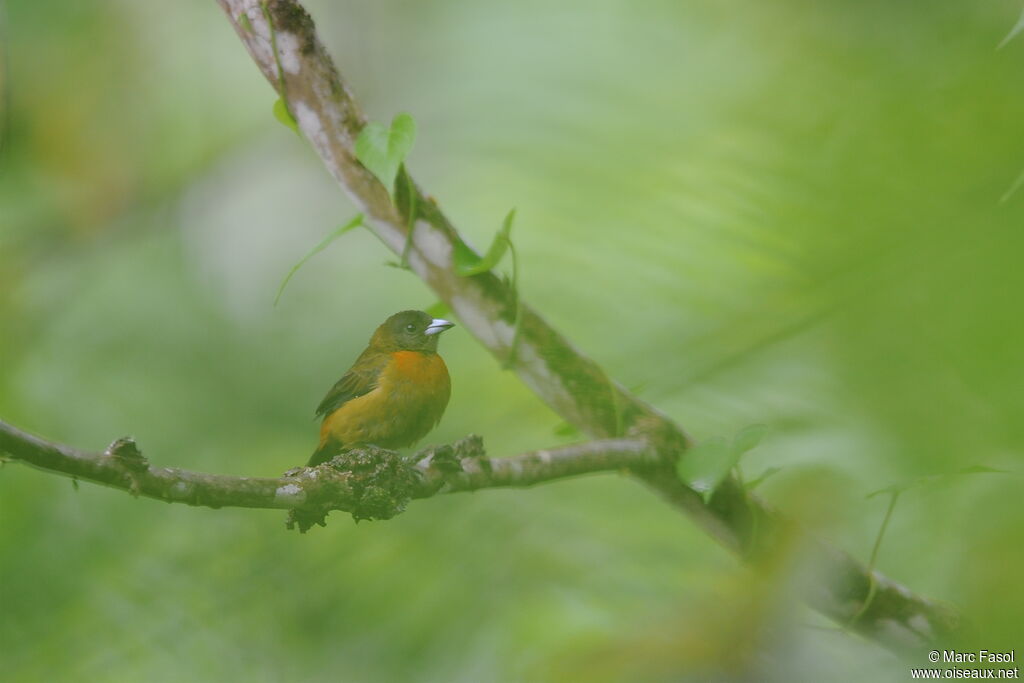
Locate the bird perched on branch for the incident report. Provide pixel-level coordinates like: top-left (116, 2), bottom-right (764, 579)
top-left (307, 310), bottom-right (455, 467)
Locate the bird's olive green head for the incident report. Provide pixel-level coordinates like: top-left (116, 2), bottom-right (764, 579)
top-left (371, 310), bottom-right (455, 353)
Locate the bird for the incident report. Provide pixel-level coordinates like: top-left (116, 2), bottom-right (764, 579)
top-left (307, 310), bottom-right (455, 467)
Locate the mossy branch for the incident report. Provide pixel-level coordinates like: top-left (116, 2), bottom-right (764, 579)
top-left (0, 419), bottom-right (659, 532)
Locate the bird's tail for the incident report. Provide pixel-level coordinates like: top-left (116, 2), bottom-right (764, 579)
top-left (306, 438), bottom-right (341, 467)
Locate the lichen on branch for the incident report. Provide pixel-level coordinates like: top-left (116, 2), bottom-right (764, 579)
top-left (0, 419), bottom-right (660, 531)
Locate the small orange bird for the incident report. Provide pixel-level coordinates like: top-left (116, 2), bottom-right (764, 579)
top-left (307, 310), bottom-right (455, 466)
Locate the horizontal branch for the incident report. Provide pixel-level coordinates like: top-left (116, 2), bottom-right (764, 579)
top-left (416, 436), bottom-right (660, 494)
top-left (0, 418), bottom-right (657, 517)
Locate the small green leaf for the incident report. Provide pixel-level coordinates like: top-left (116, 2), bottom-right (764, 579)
top-left (273, 98), bottom-right (299, 134)
top-left (394, 164), bottom-right (417, 267)
top-left (394, 163), bottom-right (416, 221)
top-left (454, 209), bottom-right (516, 276)
top-left (425, 301), bottom-right (451, 318)
top-left (355, 113), bottom-right (417, 193)
top-left (553, 421), bottom-right (580, 438)
top-left (866, 478), bottom-right (923, 499)
top-left (958, 465), bottom-right (1010, 475)
top-left (998, 7), bottom-right (1024, 49)
top-left (676, 437), bottom-right (738, 501)
top-left (1000, 168), bottom-right (1024, 204)
top-left (733, 423), bottom-right (768, 456)
top-left (745, 466), bottom-right (782, 491)
top-left (274, 214), bottom-right (363, 305)
top-left (866, 465), bottom-right (1010, 499)
top-left (239, 12), bottom-right (253, 33)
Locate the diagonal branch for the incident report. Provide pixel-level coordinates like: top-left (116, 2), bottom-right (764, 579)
top-left (220, 0), bottom-right (677, 446)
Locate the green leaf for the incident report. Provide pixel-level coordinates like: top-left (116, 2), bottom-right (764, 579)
top-left (454, 209), bottom-right (516, 276)
top-left (745, 466), bottom-right (782, 491)
top-left (425, 301), bottom-right (451, 318)
top-left (733, 423), bottom-right (768, 456)
top-left (553, 421), bottom-right (581, 438)
top-left (273, 98), bottom-right (299, 134)
top-left (866, 465), bottom-right (1011, 499)
top-left (394, 164), bottom-right (417, 267)
top-left (957, 465), bottom-right (1010, 475)
top-left (355, 113), bottom-right (417, 193)
top-left (999, 167), bottom-right (1024, 204)
top-left (866, 479), bottom-right (919, 499)
top-left (238, 12), bottom-right (253, 33)
top-left (998, 7), bottom-right (1024, 49)
top-left (274, 214), bottom-right (364, 305)
top-left (676, 437), bottom-right (738, 501)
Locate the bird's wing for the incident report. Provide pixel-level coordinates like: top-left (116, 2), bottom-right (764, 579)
top-left (314, 350), bottom-right (388, 418)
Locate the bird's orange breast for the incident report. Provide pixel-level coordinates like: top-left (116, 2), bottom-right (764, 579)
top-left (319, 351), bottom-right (450, 450)
top-left (389, 350), bottom-right (449, 384)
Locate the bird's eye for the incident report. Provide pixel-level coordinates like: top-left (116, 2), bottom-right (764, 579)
top-left (405, 323), bottom-right (416, 332)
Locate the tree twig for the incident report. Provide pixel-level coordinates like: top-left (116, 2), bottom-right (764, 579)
top-left (0, 418), bottom-right (657, 514)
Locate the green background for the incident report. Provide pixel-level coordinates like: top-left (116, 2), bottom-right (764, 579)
top-left (2, 1), bottom-right (1023, 680)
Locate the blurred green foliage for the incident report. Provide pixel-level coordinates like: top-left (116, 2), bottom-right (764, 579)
top-left (2, 0), bottom-right (1023, 681)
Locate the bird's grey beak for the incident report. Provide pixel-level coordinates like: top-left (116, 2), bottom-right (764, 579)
top-left (424, 318), bottom-right (455, 336)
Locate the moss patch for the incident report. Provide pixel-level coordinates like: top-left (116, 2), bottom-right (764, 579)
top-left (329, 446), bottom-right (418, 522)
